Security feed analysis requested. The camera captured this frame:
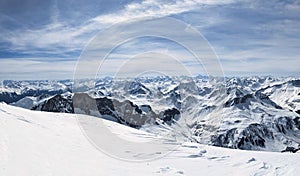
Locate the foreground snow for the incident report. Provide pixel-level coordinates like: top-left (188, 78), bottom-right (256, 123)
top-left (0, 103), bottom-right (299, 176)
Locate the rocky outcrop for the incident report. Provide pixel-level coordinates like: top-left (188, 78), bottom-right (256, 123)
top-left (212, 123), bottom-right (274, 150)
top-left (274, 117), bottom-right (294, 134)
top-left (211, 117), bottom-right (300, 151)
top-left (159, 108), bottom-right (180, 124)
top-left (127, 81), bottom-right (151, 96)
top-left (293, 117), bottom-right (300, 130)
top-left (224, 91), bottom-right (282, 109)
top-left (224, 94), bottom-right (253, 108)
top-left (211, 128), bottom-right (237, 149)
top-left (39, 94), bottom-right (74, 113)
top-left (73, 93), bottom-right (158, 128)
top-left (281, 146), bottom-right (300, 153)
top-left (237, 124), bottom-right (274, 149)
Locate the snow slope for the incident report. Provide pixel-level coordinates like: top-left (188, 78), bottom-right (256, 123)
top-left (0, 103), bottom-right (299, 176)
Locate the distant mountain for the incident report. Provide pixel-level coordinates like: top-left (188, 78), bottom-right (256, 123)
top-left (1, 76), bottom-right (300, 152)
top-left (0, 80), bottom-right (72, 103)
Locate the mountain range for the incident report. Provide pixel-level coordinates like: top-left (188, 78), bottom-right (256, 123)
top-left (1, 76), bottom-right (299, 152)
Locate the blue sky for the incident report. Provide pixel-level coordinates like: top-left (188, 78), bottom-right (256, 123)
top-left (0, 0), bottom-right (299, 80)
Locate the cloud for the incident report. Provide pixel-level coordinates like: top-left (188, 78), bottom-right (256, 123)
top-left (0, 0), bottom-right (237, 58)
top-left (91, 0), bottom-right (235, 24)
top-left (0, 58), bottom-right (76, 80)
top-left (1, 0), bottom-right (300, 79)
top-left (185, 0), bottom-right (300, 76)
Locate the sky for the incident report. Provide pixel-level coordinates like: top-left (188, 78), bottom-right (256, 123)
top-left (0, 0), bottom-right (299, 80)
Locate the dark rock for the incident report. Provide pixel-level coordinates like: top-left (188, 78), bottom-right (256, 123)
top-left (224, 94), bottom-right (253, 108)
top-left (112, 99), bottom-right (157, 128)
top-left (293, 117), bottom-right (300, 130)
top-left (290, 80), bottom-right (300, 87)
top-left (255, 92), bottom-right (282, 109)
top-left (73, 93), bottom-right (158, 128)
top-left (237, 123), bottom-right (273, 149)
top-left (211, 128), bottom-right (237, 148)
top-left (128, 81), bottom-right (151, 95)
top-left (224, 92), bottom-right (282, 110)
top-left (41, 94), bottom-right (74, 113)
top-left (140, 105), bottom-right (152, 113)
top-left (95, 97), bottom-right (116, 116)
top-left (0, 92), bottom-right (20, 103)
top-left (0, 89), bottom-right (68, 104)
top-left (159, 108), bottom-right (180, 124)
top-left (226, 87), bottom-right (244, 97)
top-left (212, 123), bottom-right (274, 150)
top-left (274, 117), bottom-right (294, 134)
top-left (199, 87), bottom-right (212, 96)
top-left (281, 146), bottom-right (300, 153)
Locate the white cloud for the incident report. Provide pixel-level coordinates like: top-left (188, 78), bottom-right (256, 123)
top-left (91, 0), bottom-right (235, 24)
top-left (0, 58), bottom-right (76, 80)
top-left (2, 0), bottom-right (236, 55)
top-left (2, 0), bottom-right (299, 79)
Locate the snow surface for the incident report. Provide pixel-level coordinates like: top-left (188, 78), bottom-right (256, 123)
top-left (0, 103), bottom-right (299, 176)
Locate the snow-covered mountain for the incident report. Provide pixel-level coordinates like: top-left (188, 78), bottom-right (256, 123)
top-left (1, 76), bottom-right (300, 152)
top-left (1, 103), bottom-right (299, 176)
top-left (0, 80), bottom-right (72, 104)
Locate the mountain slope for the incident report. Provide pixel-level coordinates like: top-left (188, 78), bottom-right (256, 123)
top-left (0, 103), bottom-right (300, 176)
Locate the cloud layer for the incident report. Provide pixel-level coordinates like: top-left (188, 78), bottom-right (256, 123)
top-left (0, 0), bottom-right (299, 79)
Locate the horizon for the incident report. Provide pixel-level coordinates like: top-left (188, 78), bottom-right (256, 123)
top-left (1, 74), bottom-right (299, 82)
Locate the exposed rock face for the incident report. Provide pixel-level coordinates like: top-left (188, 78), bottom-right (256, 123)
top-left (96, 97), bottom-right (116, 117)
top-left (39, 94), bottom-right (74, 113)
top-left (112, 99), bottom-right (157, 128)
top-left (294, 117), bottom-right (300, 130)
top-left (274, 117), bottom-right (294, 134)
top-left (140, 105), bottom-right (152, 113)
top-left (237, 124), bottom-right (274, 149)
top-left (73, 93), bottom-right (159, 128)
top-left (224, 94), bottom-right (253, 108)
top-left (0, 89), bottom-right (69, 104)
top-left (159, 108), bottom-right (180, 124)
top-left (211, 128), bottom-right (237, 149)
top-left (224, 92), bottom-right (282, 110)
top-left (127, 81), bottom-right (151, 96)
top-left (212, 124), bottom-right (274, 150)
top-left (211, 116), bottom-right (300, 151)
top-left (72, 93), bottom-right (98, 114)
top-left (291, 80), bottom-right (300, 87)
top-left (255, 92), bottom-right (283, 109)
top-left (281, 146), bottom-right (300, 153)
top-left (0, 92), bottom-right (20, 104)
